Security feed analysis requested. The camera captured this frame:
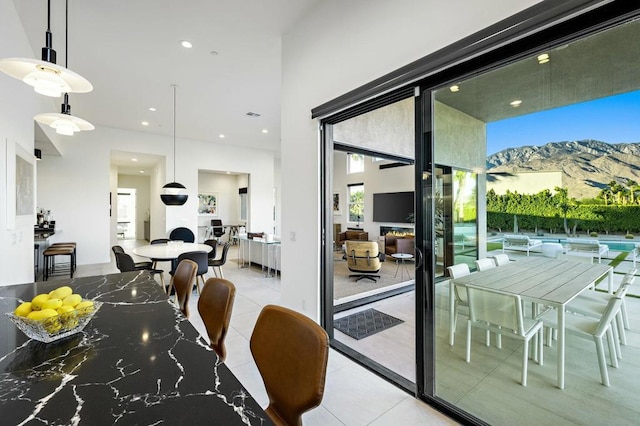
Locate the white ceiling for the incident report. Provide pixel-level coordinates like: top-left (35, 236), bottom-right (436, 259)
top-left (13, 0), bottom-right (319, 173)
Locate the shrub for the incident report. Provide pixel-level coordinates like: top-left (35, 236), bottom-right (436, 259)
top-left (625, 233), bottom-right (634, 239)
top-left (590, 232), bottom-right (598, 237)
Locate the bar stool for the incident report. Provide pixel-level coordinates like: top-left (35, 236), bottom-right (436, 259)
top-left (34, 243), bottom-right (40, 281)
top-left (43, 246), bottom-right (75, 280)
top-left (50, 242), bottom-right (77, 272)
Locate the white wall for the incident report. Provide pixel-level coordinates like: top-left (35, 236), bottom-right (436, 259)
top-left (280, 0), bottom-right (541, 318)
top-left (333, 152), bottom-right (415, 241)
top-left (37, 125), bottom-right (275, 266)
top-left (0, 0), bottom-right (61, 285)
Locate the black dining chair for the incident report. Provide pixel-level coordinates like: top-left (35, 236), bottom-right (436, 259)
top-left (209, 242), bottom-right (232, 278)
top-left (170, 251), bottom-right (209, 294)
top-left (169, 227), bottom-right (195, 243)
top-left (210, 219), bottom-right (225, 243)
top-left (149, 238), bottom-right (170, 270)
top-left (115, 252), bottom-right (165, 289)
top-left (204, 239), bottom-right (218, 260)
top-left (112, 245), bottom-right (152, 270)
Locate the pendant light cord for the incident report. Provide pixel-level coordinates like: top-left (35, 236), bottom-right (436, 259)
top-left (65, 0), bottom-right (68, 68)
top-left (45, 0), bottom-right (53, 50)
top-left (173, 84), bottom-right (177, 182)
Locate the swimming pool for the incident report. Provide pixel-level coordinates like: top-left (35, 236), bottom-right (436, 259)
top-left (538, 238), bottom-right (638, 252)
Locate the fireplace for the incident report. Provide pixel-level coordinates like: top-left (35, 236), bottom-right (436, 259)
top-left (380, 226), bottom-right (414, 236)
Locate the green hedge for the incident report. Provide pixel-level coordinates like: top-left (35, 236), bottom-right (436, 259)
top-left (487, 188), bottom-right (640, 233)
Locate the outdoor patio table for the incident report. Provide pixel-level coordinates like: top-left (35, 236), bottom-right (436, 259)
top-left (451, 256), bottom-right (613, 389)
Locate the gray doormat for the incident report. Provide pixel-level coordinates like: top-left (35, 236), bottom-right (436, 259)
top-left (334, 308), bottom-right (404, 340)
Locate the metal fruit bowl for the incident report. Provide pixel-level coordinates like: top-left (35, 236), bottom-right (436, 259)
top-left (6, 301), bottom-right (102, 343)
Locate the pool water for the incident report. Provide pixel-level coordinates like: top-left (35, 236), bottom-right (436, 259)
top-left (539, 238), bottom-right (637, 252)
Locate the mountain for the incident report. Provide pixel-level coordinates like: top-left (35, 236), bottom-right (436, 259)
top-left (486, 140), bottom-right (640, 199)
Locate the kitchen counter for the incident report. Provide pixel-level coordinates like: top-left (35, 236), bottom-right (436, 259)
top-left (0, 272), bottom-right (270, 425)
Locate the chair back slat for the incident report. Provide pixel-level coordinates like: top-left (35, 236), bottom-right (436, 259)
top-left (467, 286), bottom-right (522, 334)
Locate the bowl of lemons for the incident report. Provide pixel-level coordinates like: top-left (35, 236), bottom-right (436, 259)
top-left (6, 285), bottom-right (102, 343)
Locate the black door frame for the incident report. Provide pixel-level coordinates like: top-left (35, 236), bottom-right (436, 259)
top-left (317, 2), bottom-right (640, 424)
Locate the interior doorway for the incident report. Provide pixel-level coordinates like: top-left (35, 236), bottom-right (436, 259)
top-left (117, 188), bottom-right (137, 239)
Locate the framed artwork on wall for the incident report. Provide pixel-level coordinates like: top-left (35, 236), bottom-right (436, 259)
top-left (198, 192), bottom-right (218, 215)
top-left (333, 192), bottom-right (341, 215)
top-left (5, 139), bottom-right (35, 230)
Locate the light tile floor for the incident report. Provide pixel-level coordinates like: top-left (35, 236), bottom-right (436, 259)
top-left (334, 249), bottom-right (640, 425)
top-left (67, 240), bottom-right (455, 426)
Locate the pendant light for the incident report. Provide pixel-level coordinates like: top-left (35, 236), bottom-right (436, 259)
top-left (0, 0), bottom-right (92, 97)
top-left (161, 85), bottom-right (188, 206)
top-left (35, 0), bottom-right (94, 136)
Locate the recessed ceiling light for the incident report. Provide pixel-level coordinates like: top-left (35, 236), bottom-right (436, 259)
top-left (141, 121), bottom-right (149, 126)
top-left (226, 171), bottom-right (231, 175)
top-left (450, 85), bottom-right (460, 92)
top-left (219, 134), bottom-right (225, 138)
top-left (262, 129), bottom-right (268, 134)
top-left (510, 100), bottom-right (522, 107)
top-left (181, 40), bottom-right (192, 48)
top-left (537, 53), bottom-right (550, 64)
top-left (148, 107), bottom-right (156, 112)
top-left (210, 50), bottom-right (219, 56)
top-left (246, 112), bottom-right (261, 117)
top-left (139, 170), bottom-right (145, 174)
top-left (131, 158), bottom-right (138, 162)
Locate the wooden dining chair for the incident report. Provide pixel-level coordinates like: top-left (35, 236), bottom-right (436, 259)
top-left (168, 259), bottom-right (198, 318)
top-left (197, 277), bottom-right (236, 361)
top-left (250, 305), bottom-right (329, 426)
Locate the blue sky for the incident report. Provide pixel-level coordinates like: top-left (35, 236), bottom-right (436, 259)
top-left (486, 90), bottom-right (640, 155)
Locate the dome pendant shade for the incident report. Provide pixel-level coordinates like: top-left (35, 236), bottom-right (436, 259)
top-left (161, 182), bottom-right (188, 206)
top-left (0, 1), bottom-right (92, 97)
top-left (0, 57), bottom-right (92, 97)
top-left (34, 94), bottom-right (94, 136)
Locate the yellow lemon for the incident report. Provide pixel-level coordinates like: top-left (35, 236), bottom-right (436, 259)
top-left (75, 300), bottom-right (94, 316)
top-left (27, 308), bottom-right (58, 321)
top-left (31, 294), bottom-right (50, 311)
top-left (49, 286), bottom-right (73, 300)
top-left (42, 298), bottom-right (63, 310)
top-left (57, 304), bottom-right (75, 315)
top-left (57, 305), bottom-right (78, 330)
top-left (28, 309), bottom-right (61, 334)
top-left (14, 302), bottom-right (32, 317)
top-left (62, 294), bottom-right (82, 307)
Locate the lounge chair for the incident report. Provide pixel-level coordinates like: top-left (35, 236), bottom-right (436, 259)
top-left (565, 238), bottom-right (608, 263)
top-left (502, 235), bottom-right (543, 256)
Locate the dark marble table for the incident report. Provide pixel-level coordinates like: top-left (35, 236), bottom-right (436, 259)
top-left (0, 271), bottom-right (271, 425)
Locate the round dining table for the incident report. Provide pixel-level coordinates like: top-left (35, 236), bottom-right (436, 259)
top-left (133, 242), bottom-right (212, 261)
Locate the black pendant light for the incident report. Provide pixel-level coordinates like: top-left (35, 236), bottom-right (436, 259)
top-left (34, 0), bottom-right (94, 136)
top-left (161, 84), bottom-right (188, 206)
top-left (0, 0), bottom-right (92, 97)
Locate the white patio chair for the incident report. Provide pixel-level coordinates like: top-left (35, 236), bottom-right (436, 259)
top-left (475, 258), bottom-right (496, 272)
top-left (539, 297), bottom-right (622, 386)
top-left (447, 263), bottom-right (471, 346)
top-left (465, 286), bottom-right (543, 386)
top-left (575, 269), bottom-right (636, 331)
top-left (492, 253), bottom-right (510, 266)
top-left (568, 270), bottom-right (635, 348)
